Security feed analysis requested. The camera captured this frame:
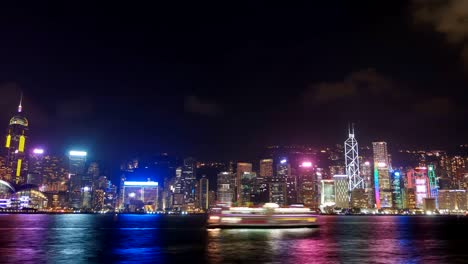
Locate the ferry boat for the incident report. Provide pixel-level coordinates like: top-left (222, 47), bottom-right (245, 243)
top-left (207, 203), bottom-right (318, 228)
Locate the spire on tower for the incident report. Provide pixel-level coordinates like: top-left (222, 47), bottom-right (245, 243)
top-left (18, 92), bottom-right (23, 113)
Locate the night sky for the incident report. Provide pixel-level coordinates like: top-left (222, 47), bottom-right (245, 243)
top-left (0, 1), bottom-right (467, 164)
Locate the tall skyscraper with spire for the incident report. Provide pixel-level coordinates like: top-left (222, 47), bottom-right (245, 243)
top-left (4, 94), bottom-right (28, 184)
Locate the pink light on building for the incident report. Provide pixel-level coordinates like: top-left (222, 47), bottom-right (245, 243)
top-left (301, 161), bottom-right (312, 168)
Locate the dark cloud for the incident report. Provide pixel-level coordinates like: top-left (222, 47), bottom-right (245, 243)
top-left (305, 68), bottom-right (394, 104)
top-left (184, 96), bottom-right (222, 117)
top-left (413, 0), bottom-right (468, 67)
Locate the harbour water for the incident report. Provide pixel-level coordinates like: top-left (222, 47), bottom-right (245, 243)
top-left (0, 214), bottom-right (466, 263)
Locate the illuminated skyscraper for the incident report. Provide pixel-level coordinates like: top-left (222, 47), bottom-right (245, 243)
top-left (27, 148), bottom-right (45, 186)
top-left (297, 161), bottom-right (318, 208)
top-left (217, 171), bottom-right (234, 205)
top-left (344, 125), bottom-right (363, 203)
top-left (198, 176), bottom-right (209, 210)
top-left (68, 150), bottom-right (87, 208)
top-left (391, 171), bottom-right (403, 209)
top-left (240, 172), bottom-right (256, 205)
top-left (4, 94), bottom-right (28, 184)
top-left (320, 179), bottom-right (335, 207)
top-left (259, 159), bottom-right (273, 178)
top-left (372, 142), bottom-right (392, 208)
top-left (407, 167), bottom-right (430, 208)
top-left (278, 158), bottom-right (296, 204)
top-left (181, 157), bottom-right (196, 206)
top-left (334, 174), bottom-right (348, 208)
top-left (236, 162), bottom-right (252, 204)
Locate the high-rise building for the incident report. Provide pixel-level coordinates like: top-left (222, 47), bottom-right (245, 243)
top-left (268, 176), bottom-right (286, 206)
top-left (4, 95), bottom-right (28, 184)
top-left (236, 162), bottom-right (252, 203)
top-left (217, 172), bottom-right (234, 205)
top-left (392, 171), bottom-right (403, 209)
top-left (372, 142), bottom-right (392, 208)
top-left (27, 148), bottom-right (45, 186)
top-left (297, 161), bottom-right (319, 208)
top-left (198, 176), bottom-right (209, 210)
top-left (181, 157), bottom-right (196, 206)
top-left (259, 159), bottom-right (273, 178)
top-left (120, 181), bottom-right (159, 212)
top-left (334, 174), bottom-right (348, 208)
top-left (278, 158), bottom-right (296, 204)
top-left (407, 167), bottom-right (430, 208)
top-left (344, 126), bottom-right (364, 201)
top-left (320, 180), bottom-right (335, 207)
top-left (68, 150), bottom-right (87, 208)
top-left (438, 190), bottom-right (467, 212)
top-left (240, 172), bottom-right (256, 205)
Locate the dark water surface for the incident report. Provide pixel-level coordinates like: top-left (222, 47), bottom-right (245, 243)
top-left (0, 214), bottom-right (466, 263)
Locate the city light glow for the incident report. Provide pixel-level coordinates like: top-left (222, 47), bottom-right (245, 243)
top-left (69, 151), bottom-right (87, 157)
top-left (33, 148), bottom-right (44, 154)
top-left (377, 162), bottom-right (386, 167)
top-left (280, 159), bottom-right (287, 164)
top-left (301, 161), bottom-right (312, 167)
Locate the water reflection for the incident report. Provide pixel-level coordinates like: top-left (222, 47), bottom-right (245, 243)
top-left (0, 215), bottom-right (466, 263)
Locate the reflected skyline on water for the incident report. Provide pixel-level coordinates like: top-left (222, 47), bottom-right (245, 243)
top-left (0, 215), bottom-right (466, 263)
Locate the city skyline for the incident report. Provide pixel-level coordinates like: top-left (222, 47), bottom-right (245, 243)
top-left (0, 2), bottom-right (466, 163)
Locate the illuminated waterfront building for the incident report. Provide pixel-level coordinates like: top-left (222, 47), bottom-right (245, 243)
top-left (217, 172), bottom-right (234, 205)
top-left (407, 167), bottom-right (430, 208)
top-left (297, 161), bottom-right (318, 208)
top-left (236, 162), bottom-right (252, 204)
top-left (181, 157), bottom-right (196, 206)
top-left (320, 180), bottom-right (335, 207)
top-left (372, 142), bottom-right (392, 208)
top-left (268, 176), bottom-right (286, 206)
top-left (334, 174), bottom-right (348, 208)
top-left (27, 148), bottom-right (45, 186)
top-left (427, 164), bottom-right (439, 206)
top-left (278, 158), bottom-right (296, 204)
top-left (68, 150), bottom-right (87, 208)
top-left (198, 176), bottom-right (209, 210)
top-left (121, 181), bottom-right (159, 212)
top-left (240, 172), bottom-right (256, 206)
top-left (438, 190), bottom-right (467, 212)
top-left (259, 159), bottom-right (273, 178)
top-left (4, 95), bottom-right (28, 184)
top-left (423, 198), bottom-right (436, 212)
top-left (392, 171), bottom-right (403, 209)
top-left (344, 126), bottom-right (364, 203)
top-left (406, 188), bottom-right (416, 209)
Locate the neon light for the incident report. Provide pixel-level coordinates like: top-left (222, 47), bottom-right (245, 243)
top-left (301, 161), bottom-right (312, 167)
top-left (69, 151), bottom-right (87, 156)
top-left (16, 159), bottom-right (22, 177)
top-left (5, 135), bottom-right (11, 148)
top-left (364, 161), bottom-right (370, 166)
top-left (18, 135), bottom-right (25, 152)
top-left (33, 148), bottom-right (44, 154)
top-left (280, 159), bottom-right (287, 164)
top-left (123, 181), bottom-right (158, 186)
top-left (394, 172), bottom-right (400, 177)
top-left (374, 162), bottom-right (380, 209)
top-left (428, 164), bottom-right (438, 207)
